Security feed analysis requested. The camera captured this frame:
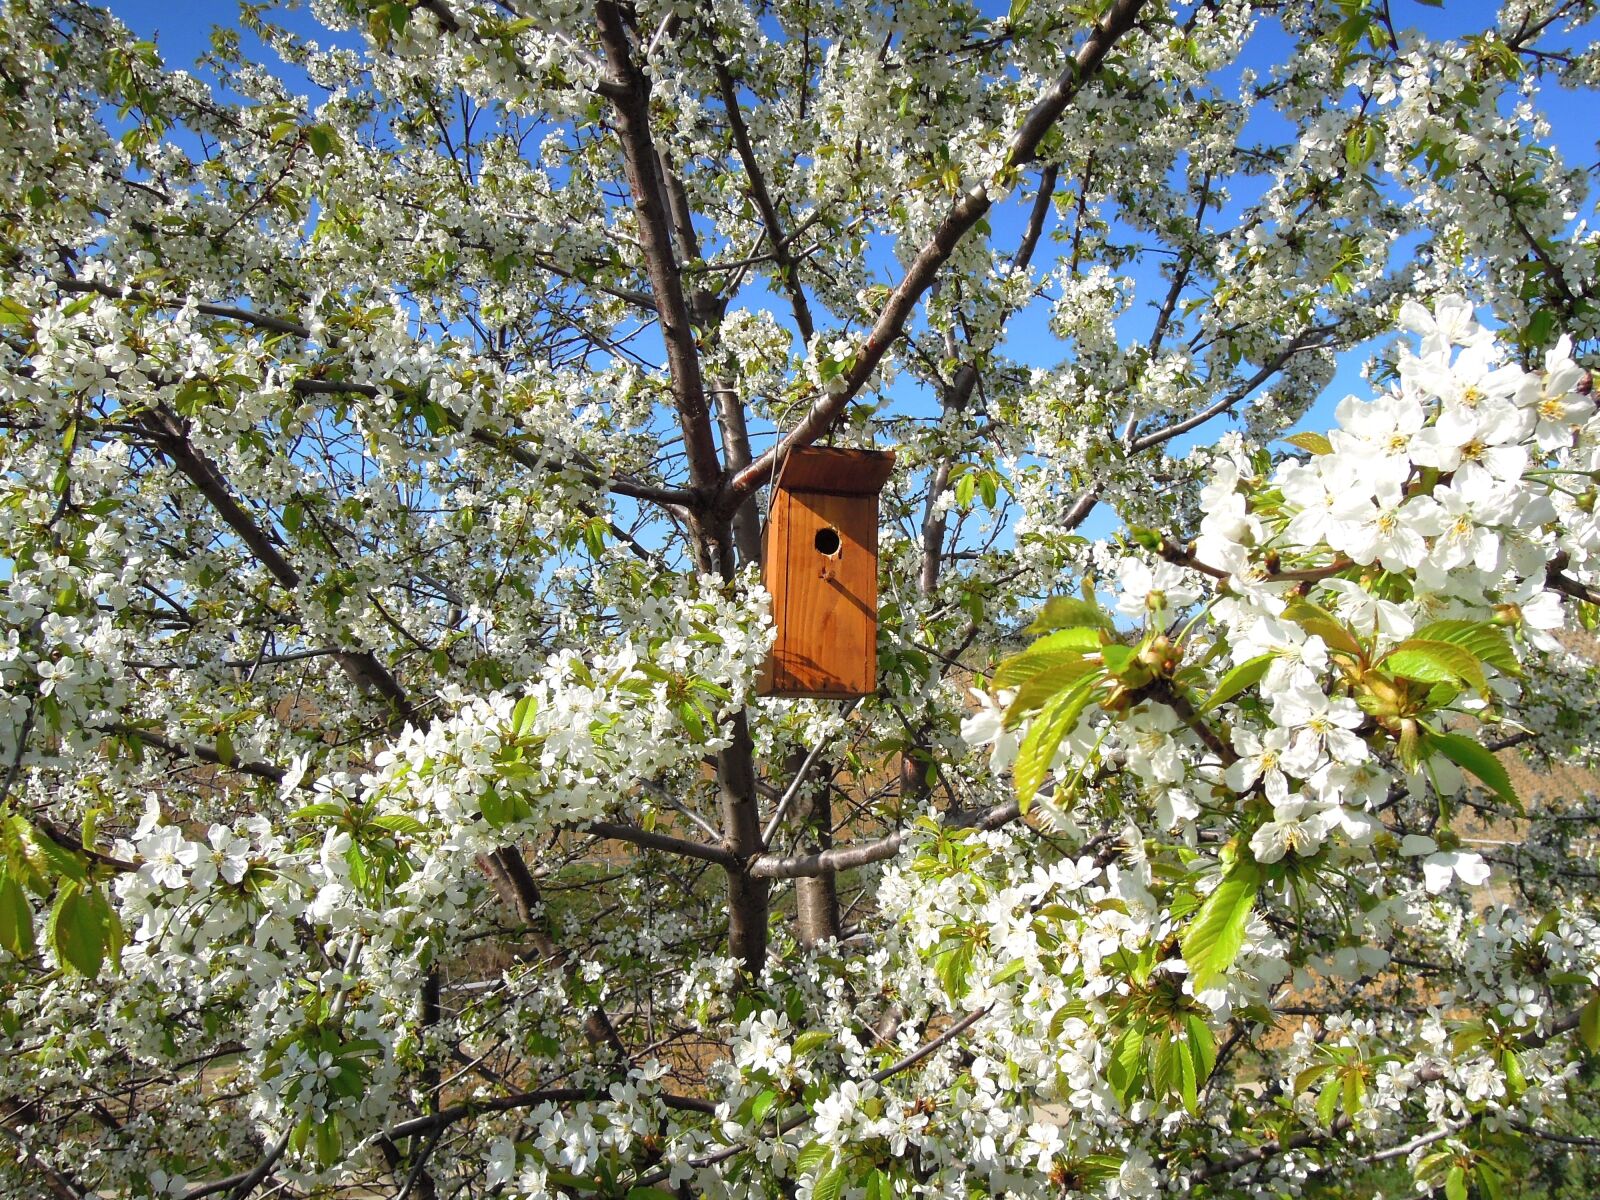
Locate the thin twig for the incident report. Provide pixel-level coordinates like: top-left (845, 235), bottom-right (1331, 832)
top-left (763, 697), bottom-right (862, 847)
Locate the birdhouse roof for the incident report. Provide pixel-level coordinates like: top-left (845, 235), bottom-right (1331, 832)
top-left (773, 445), bottom-right (896, 496)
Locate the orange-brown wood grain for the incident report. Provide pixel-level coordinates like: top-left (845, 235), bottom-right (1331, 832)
top-left (757, 447), bottom-right (894, 699)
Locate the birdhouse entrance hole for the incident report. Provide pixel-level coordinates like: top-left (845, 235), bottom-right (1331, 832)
top-left (758, 445), bottom-right (895, 699)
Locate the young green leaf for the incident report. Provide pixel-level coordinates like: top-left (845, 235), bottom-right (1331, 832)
top-left (1381, 639), bottom-right (1487, 696)
top-left (1106, 1020), bottom-right (1146, 1105)
top-left (0, 872), bottom-right (34, 959)
top-left (1184, 1013), bottom-right (1217, 1083)
top-left (1002, 656), bottom-right (1100, 728)
top-left (813, 1162), bottom-right (847, 1200)
top-left (1412, 620), bottom-right (1520, 675)
top-left (1181, 857), bottom-right (1261, 992)
top-left (1201, 654), bottom-right (1273, 712)
top-left (1284, 432), bottom-right (1333, 455)
top-left (792, 1029), bottom-right (831, 1056)
top-left (1028, 595), bottom-right (1114, 635)
top-left (1428, 731), bottom-right (1518, 811)
top-left (48, 883), bottom-right (106, 978)
top-left (1579, 992), bottom-right (1600, 1054)
top-left (1011, 673), bottom-right (1100, 810)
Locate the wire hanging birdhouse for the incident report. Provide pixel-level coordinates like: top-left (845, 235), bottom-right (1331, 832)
top-left (758, 445), bottom-right (896, 699)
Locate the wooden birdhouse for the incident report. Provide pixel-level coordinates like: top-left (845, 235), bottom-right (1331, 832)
top-left (758, 445), bottom-right (896, 699)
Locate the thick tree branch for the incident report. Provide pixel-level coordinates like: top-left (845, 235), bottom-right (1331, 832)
top-left (137, 405), bottom-right (415, 722)
top-left (582, 819), bottom-right (738, 867)
top-left (594, 1), bottom-right (722, 501)
top-left (718, 0), bottom-right (1148, 512)
top-left (478, 846), bottom-right (630, 1058)
top-left (1011, 162), bottom-right (1060, 272)
top-left (1130, 323), bottom-right (1340, 452)
top-left (712, 57), bottom-right (815, 342)
top-left (751, 798), bottom-right (1021, 879)
top-left (1546, 551), bottom-right (1600, 605)
top-left (101, 722), bottom-right (289, 784)
top-left (385, 1085), bottom-right (715, 1141)
top-left (48, 278), bottom-right (689, 511)
top-left (53, 277), bottom-right (310, 336)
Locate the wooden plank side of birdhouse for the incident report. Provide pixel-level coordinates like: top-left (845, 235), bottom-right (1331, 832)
top-left (764, 489), bottom-right (879, 698)
top-left (756, 483), bottom-right (792, 696)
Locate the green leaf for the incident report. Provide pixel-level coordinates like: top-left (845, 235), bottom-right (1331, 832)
top-left (0, 872), bottom-right (34, 959)
top-left (749, 1089), bottom-right (779, 1123)
top-left (48, 883), bottom-right (105, 977)
top-left (1181, 857), bottom-right (1261, 992)
top-left (814, 1163), bottom-right (846, 1200)
top-left (1398, 719), bottom-right (1425, 771)
top-left (1106, 1020), bottom-right (1146, 1105)
top-left (1580, 992), bottom-right (1600, 1053)
top-left (1028, 627), bottom-right (1106, 655)
top-left (369, 813), bottom-right (426, 836)
top-left (1344, 121), bottom-right (1379, 170)
top-left (992, 645), bottom-right (1093, 691)
top-left (1002, 656), bottom-right (1100, 728)
top-left (1381, 639), bottom-right (1487, 696)
top-left (1342, 1068), bottom-right (1366, 1115)
top-left (1012, 673), bottom-right (1100, 810)
top-left (511, 694), bottom-right (539, 739)
top-left (1176, 1025), bottom-right (1200, 1113)
top-left (677, 700), bottom-right (707, 741)
top-left (1284, 431), bottom-right (1332, 455)
top-left (1428, 731), bottom-right (1518, 811)
top-left (28, 827), bottom-right (86, 884)
top-left (1477, 1158), bottom-right (1506, 1200)
top-left (290, 802), bottom-right (346, 822)
top-left (478, 787), bottom-right (512, 828)
top-left (794, 1143), bottom-right (831, 1175)
top-left (1281, 600), bottom-right (1364, 659)
top-left (1412, 620), bottom-right (1520, 676)
top-left (1201, 654), bottom-right (1273, 712)
top-left (314, 1115), bottom-right (342, 1166)
top-left (991, 957), bottom-right (1028, 985)
top-left (1501, 1048), bottom-right (1526, 1097)
top-left (1294, 1061), bottom-right (1338, 1095)
top-left (1151, 1033), bottom-right (1179, 1103)
top-left (1008, 0), bottom-right (1032, 25)
top-left (1315, 1078), bottom-right (1340, 1126)
top-left (792, 1029), bottom-right (831, 1056)
top-left (934, 939), bottom-right (976, 999)
top-left (1445, 1164), bottom-right (1468, 1200)
top-left (1184, 1012), bottom-right (1217, 1082)
top-left (1028, 595), bottom-right (1114, 635)
top-left (307, 123), bottom-right (339, 158)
